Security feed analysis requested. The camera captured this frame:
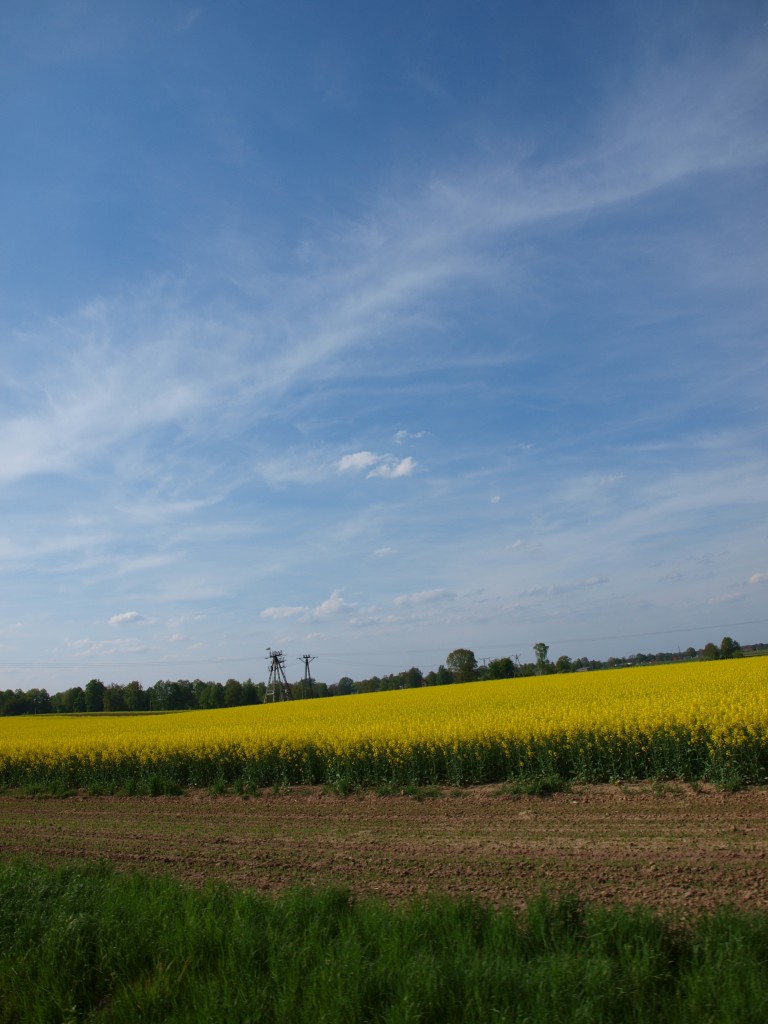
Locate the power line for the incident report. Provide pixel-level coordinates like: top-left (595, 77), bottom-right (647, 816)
top-left (1, 618), bottom-right (767, 669)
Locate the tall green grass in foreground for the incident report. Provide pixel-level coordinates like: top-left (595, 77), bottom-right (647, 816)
top-left (2, 860), bottom-right (768, 1023)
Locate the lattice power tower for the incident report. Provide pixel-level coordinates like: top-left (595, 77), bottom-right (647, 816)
top-left (264, 648), bottom-right (294, 702)
top-left (298, 653), bottom-right (317, 698)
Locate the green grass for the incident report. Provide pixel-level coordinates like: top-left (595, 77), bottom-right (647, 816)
top-left (493, 773), bottom-right (571, 797)
top-left (2, 858), bottom-right (768, 1023)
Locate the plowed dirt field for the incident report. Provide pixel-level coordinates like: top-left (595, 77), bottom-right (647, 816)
top-left (2, 783), bottom-right (767, 912)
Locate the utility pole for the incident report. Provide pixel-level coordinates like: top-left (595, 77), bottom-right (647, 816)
top-left (265, 649), bottom-right (293, 702)
top-left (298, 654), bottom-right (317, 699)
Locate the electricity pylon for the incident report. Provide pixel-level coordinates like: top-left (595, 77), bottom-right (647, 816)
top-left (265, 649), bottom-right (293, 702)
top-left (298, 654), bottom-right (317, 699)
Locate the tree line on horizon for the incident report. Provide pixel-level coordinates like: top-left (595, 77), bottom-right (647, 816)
top-left (0, 636), bottom-right (759, 717)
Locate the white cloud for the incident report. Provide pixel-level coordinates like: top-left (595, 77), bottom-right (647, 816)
top-left (108, 611), bottom-right (149, 626)
top-left (67, 638), bottom-right (148, 657)
top-left (520, 577), bottom-right (608, 598)
top-left (374, 547), bottom-right (396, 558)
top-left (260, 590), bottom-right (355, 623)
top-left (748, 573), bottom-right (768, 585)
top-left (339, 451), bottom-right (417, 479)
top-left (367, 456), bottom-right (416, 479)
top-left (393, 430), bottom-right (426, 444)
top-left (311, 590), bottom-right (355, 618)
top-left (394, 588), bottom-right (455, 606)
top-left (338, 451), bottom-right (379, 472)
top-left (490, 495), bottom-right (501, 504)
top-left (260, 605), bottom-right (308, 620)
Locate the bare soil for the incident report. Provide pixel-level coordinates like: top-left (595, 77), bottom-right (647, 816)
top-left (2, 783), bottom-right (767, 913)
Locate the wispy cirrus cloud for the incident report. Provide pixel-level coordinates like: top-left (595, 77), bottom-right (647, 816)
top-left (338, 451), bottom-right (417, 479)
top-left (393, 588), bottom-right (456, 607)
top-left (66, 638), bottom-right (149, 657)
top-left (520, 577), bottom-right (608, 598)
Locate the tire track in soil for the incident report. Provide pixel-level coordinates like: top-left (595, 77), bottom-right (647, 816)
top-left (1, 783), bottom-right (767, 912)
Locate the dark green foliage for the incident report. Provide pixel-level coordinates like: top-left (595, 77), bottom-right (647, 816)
top-left (2, 859), bottom-right (768, 1023)
top-left (494, 774), bottom-right (571, 797)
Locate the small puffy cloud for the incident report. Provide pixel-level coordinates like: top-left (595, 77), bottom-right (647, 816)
top-left (393, 430), bottom-right (425, 444)
top-left (339, 451), bottom-right (417, 479)
top-left (261, 591), bottom-right (355, 623)
top-left (311, 590), bottom-right (354, 617)
top-left (108, 611), bottom-right (149, 626)
top-left (490, 495), bottom-right (501, 504)
top-left (394, 588), bottom-right (455, 606)
top-left (368, 456), bottom-right (416, 479)
top-left (260, 605), bottom-right (308, 620)
top-left (374, 547), bottom-right (395, 558)
top-left (749, 573), bottom-right (768, 585)
top-left (338, 451), bottom-right (379, 472)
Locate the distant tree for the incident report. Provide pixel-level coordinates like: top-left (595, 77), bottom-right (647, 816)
top-left (685, 647), bottom-right (698, 660)
top-left (555, 655), bottom-right (573, 674)
top-left (335, 676), bottom-right (355, 696)
top-left (84, 679), bottom-right (106, 712)
top-left (435, 665), bottom-right (453, 686)
top-left (719, 636), bottom-right (742, 659)
top-left (124, 680), bottom-right (148, 712)
top-left (0, 689), bottom-right (33, 715)
top-left (103, 684), bottom-right (127, 712)
top-left (402, 666), bottom-right (424, 689)
top-left (446, 649), bottom-right (478, 683)
top-left (356, 676), bottom-right (381, 694)
top-left (196, 682), bottom-right (225, 709)
top-left (702, 643), bottom-right (720, 661)
top-left (224, 678), bottom-right (244, 707)
top-left (485, 657), bottom-right (516, 680)
top-left (241, 679), bottom-right (261, 705)
top-left (533, 643), bottom-right (550, 675)
top-left (51, 686), bottom-right (86, 713)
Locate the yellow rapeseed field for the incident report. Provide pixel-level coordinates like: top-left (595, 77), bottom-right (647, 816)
top-left (1, 659), bottom-right (767, 790)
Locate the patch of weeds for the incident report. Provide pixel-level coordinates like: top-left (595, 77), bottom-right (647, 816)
top-left (374, 781), bottom-right (442, 799)
top-left (375, 780), bottom-right (400, 797)
top-left (651, 777), bottom-right (674, 797)
top-left (402, 783), bottom-right (442, 801)
top-left (146, 774), bottom-right (183, 797)
top-left (323, 777), bottom-right (358, 796)
top-left (449, 787), bottom-right (465, 798)
top-left (208, 777), bottom-right (228, 797)
top-left (117, 776), bottom-right (141, 797)
top-left (496, 775), bottom-right (570, 797)
top-left (19, 781), bottom-right (78, 799)
top-left (272, 779), bottom-right (292, 796)
top-left (717, 772), bottom-right (745, 793)
top-left (87, 781), bottom-right (118, 796)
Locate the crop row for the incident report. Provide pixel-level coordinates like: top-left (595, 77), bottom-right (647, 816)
top-left (1, 660), bottom-right (767, 791)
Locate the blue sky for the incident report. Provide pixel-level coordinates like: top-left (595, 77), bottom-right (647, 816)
top-left (1, 1), bottom-right (766, 692)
